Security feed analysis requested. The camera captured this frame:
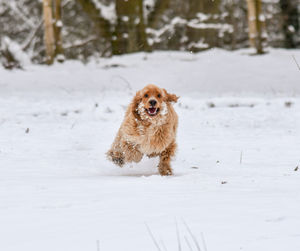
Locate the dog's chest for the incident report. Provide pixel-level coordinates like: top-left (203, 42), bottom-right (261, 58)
top-left (136, 123), bottom-right (168, 154)
top-left (138, 124), bottom-right (160, 138)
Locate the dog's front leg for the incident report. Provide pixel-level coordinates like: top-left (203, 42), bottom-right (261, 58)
top-left (107, 142), bottom-right (143, 167)
top-left (107, 131), bottom-right (126, 167)
top-left (107, 149), bottom-right (125, 167)
top-left (158, 141), bottom-right (177, 176)
top-left (122, 141), bottom-right (143, 164)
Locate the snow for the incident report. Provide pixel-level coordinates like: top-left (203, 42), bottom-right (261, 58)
top-left (91, 0), bottom-right (116, 24)
top-left (1, 36), bottom-right (31, 66)
top-left (56, 20), bottom-right (63, 28)
top-left (148, 16), bottom-right (235, 45)
top-left (188, 39), bottom-right (209, 49)
top-left (187, 21), bottom-right (233, 32)
top-left (144, 0), bottom-right (156, 17)
top-left (0, 49), bottom-right (300, 251)
top-left (147, 17), bottom-right (188, 42)
top-left (121, 16), bottom-right (129, 22)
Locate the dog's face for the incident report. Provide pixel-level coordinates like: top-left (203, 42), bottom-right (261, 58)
top-left (140, 85), bottom-right (164, 117)
top-left (133, 84), bottom-right (179, 120)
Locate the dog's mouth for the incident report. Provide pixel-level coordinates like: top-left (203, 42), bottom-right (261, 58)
top-left (146, 107), bottom-right (159, 116)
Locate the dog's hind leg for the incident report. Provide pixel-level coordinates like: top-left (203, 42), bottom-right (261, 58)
top-left (158, 141), bottom-right (177, 176)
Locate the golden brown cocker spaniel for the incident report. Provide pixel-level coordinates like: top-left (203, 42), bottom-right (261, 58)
top-left (107, 84), bottom-right (179, 175)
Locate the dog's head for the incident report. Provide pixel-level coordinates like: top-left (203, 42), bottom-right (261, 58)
top-left (132, 84), bottom-right (179, 121)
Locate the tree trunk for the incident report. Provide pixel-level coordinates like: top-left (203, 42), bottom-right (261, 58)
top-left (254, 0), bottom-right (263, 54)
top-left (148, 0), bottom-right (171, 28)
top-left (247, 0), bottom-right (264, 54)
top-left (42, 0), bottom-right (55, 64)
top-left (76, 0), bottom-right (112, 53)
top-left (186, 0), bottom-right (222, 51)
top-left (280, 0), bottom-right (299, 48)
top-left (114, 0), bottom-right (149, 55)
top-left (137, 0), bottom-right (150, 52)
top-left (54, 0), bottom-right (64, 61)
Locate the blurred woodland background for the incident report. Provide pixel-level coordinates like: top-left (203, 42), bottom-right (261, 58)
top-left (0, 0), bottom-right (299, 68)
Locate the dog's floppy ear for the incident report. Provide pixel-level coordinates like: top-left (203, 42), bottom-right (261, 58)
top-left (163, 89), bottom-right (179, 103)
top-left (131, 90), bottom-right (142, 120)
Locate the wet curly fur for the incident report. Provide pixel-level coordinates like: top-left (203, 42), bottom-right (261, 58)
top-left (107, 84), bottom-right (179, 176)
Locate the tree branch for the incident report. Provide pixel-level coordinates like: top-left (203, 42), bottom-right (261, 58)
top-left (22, 20), bottom-right (43, 51)
top-left (63, 36), bottom-right (98, 50)
top-left (6, 2), bottom-right (36, 28)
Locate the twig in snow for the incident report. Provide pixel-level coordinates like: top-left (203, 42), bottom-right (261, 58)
top-left (145, 223), bottom-right (162, 251)
top-left (58, 86), bottom-right (72, 95)
top-left (292, 55), bottom-right (300, 71)
top-left (70, 121), bottom-right (77, 129)
top-left (111, 75), bottom-right (133, 95)
top-left (182, 220), bottom-right (201, 251)
top-left (184, 235), bottom-right (194, 251)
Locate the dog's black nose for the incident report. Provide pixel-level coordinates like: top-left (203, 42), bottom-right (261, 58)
top-left (149, 100), bottom-right (157, 106)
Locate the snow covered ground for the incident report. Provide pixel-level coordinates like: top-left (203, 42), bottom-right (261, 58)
top-left (0, 49), bottom-right (300, 251)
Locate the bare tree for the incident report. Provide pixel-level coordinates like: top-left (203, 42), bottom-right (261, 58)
top-left (54, 0), bottom-right (64, 61)
top-left (43, 0), bottom-right (55, 64)
top-left (247, 0), bottom-right (264, 54)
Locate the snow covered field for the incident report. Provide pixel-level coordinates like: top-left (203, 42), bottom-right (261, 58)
top-left (0, 49), bottom-right (300, 251)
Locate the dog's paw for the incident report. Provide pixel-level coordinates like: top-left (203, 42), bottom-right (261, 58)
top-left (107, 150), bottom-right (125, 167)
top-left (112, 156), bottom-right (125, 167)
top-left (158, 163), bottom-right (173, 176)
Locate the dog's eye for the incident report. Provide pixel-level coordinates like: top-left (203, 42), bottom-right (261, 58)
top-left (144, 94), bottom-right (148, 98)
top-left (157, 94), bottom-right (161, 98)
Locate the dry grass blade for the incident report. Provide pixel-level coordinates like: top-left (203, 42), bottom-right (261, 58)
top-left (160, 239), bottom-right (168, 251)
top-left (292, 55), bottom-right (300, 71)
top-left (145, 223), bottom-right (162, 251)
top-left (175, 219), bottom-right (182, 251)
top-left (182, 220), bottom-right (201, 251)
top-left (184, 235), bottom-right (194, 251)
top-left (201, 233), bottom-right (208, 251)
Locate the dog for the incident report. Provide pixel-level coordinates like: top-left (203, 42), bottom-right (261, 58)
top-left (107, 84), bottom-right (179, 175)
